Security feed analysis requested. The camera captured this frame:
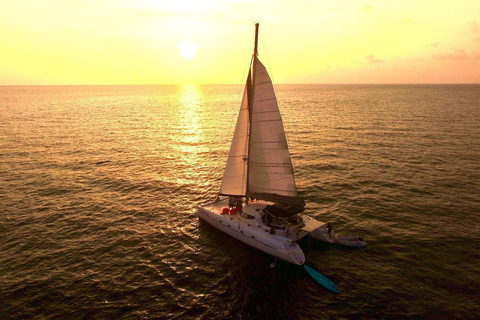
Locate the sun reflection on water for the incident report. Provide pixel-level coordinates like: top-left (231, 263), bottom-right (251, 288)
top-left (177, 85), bottom-right (203, 147)
top-left (170, 85), bottom-right (210, 191)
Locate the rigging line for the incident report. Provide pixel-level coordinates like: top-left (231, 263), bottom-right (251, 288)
top-left (218, 26), bottom-right (255, 198)
top-left (259, 27), bottom-right (276, 95)
top-left (237, 28), bottom-right (256, 104)
top-left (227, 27), bottom-right (255, 144)
top-left (258, 28), bottom-right (292, 143)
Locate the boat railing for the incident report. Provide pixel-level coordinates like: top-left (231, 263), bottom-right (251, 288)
top-left (199, 197), bottom-right (229, 210)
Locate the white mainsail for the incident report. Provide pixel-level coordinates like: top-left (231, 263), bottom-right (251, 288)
top-left (219, 34), bottom-right (304, 207)
top-left (247, 57), bottom-right (304, 206)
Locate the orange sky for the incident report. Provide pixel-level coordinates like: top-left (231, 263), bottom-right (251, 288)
top-left (1, 0), bottom-right (479, 85)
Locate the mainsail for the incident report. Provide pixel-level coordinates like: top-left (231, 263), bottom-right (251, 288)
top-left (247, 56), bottom-right (304, 206)
top-left (219, 24), bottom-right (304, 207)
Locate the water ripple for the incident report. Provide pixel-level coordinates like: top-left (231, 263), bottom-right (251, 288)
top-left (1, 85), bottom-right (479, 319)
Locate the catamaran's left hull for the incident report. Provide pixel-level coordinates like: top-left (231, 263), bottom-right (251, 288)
top-left (197, 205), bottom-right (305, 265)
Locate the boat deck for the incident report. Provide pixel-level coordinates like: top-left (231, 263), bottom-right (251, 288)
top-left (199, 198), bottom-right (313, 242)
top-left (199, 198), bottom-right (279, 234)
top-left (200, 198), bottom-right (275, 218)
top-left (201, 198), bottom-right (230, 215)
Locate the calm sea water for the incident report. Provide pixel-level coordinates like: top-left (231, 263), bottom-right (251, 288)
top-left (1, 84), bottom-right (479, 319)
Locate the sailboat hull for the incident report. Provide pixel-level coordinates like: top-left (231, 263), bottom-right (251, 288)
top-left (197, 201), bottom-right (305, 265)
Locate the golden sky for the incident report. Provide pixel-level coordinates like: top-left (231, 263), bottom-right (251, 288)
top-left (1, 0), bottom-right (479, 85)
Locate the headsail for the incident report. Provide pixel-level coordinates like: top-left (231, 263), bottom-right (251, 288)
top-left (219, 72), bottom-right (251, 197)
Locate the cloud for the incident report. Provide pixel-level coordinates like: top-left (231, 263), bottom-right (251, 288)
top-left (433, 49), bottom-right (469, 60)
top-left (432, 49), bottom-right (480, 63)
top-left (365, 54), bottom-right (384, 64)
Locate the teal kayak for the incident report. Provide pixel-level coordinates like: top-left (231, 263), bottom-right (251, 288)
top-left (304, 265), bottom-right (340, 294)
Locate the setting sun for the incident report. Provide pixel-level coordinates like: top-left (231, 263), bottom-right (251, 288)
top-left (177, 41), bottom-right (199, 61)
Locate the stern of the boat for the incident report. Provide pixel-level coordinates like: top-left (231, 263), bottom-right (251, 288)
top-left (280, 242), bottom-right (305, 265)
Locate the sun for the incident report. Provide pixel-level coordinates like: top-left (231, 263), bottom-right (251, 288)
top-left (177, 40), bottom-right (199, 60)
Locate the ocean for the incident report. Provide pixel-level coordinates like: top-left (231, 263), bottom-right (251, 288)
top-left (1, 84), bottom-right (479, 319)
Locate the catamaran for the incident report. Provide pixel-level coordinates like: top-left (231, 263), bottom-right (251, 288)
top-left (197, 23), bottom-right (365, 265)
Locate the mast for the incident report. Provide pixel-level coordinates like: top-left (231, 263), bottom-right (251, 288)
top-left (254, 22), bottom-right (259, 57)
top-left (246, 22), bottom-right (259, 199)
top-left (251, 22), bottom-right (259, 110)
top-left (220, 22), bottom-right (304, 206)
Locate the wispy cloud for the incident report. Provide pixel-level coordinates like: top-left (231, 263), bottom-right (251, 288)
top-left (365, 54), bottom-right (384, 64)
top-left (432, 49), bottom-right (480, 62)
top-left (433, 49), bottom-right (468, 60)
top-left (326, 63), bottom-right (343, 70)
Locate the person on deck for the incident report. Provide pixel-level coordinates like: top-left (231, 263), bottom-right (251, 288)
top-left (235, 198), bottom-right (242, 209)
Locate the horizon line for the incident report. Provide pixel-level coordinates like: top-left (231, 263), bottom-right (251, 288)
top-left (1, 83), bottom-right (480, 87)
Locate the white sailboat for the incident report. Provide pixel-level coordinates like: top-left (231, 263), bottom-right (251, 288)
top-left (197, 23), bottom-right (365, 265)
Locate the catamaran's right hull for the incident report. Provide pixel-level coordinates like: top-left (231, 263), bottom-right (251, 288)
top-left (197, 205), bottom-right (305, 265)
